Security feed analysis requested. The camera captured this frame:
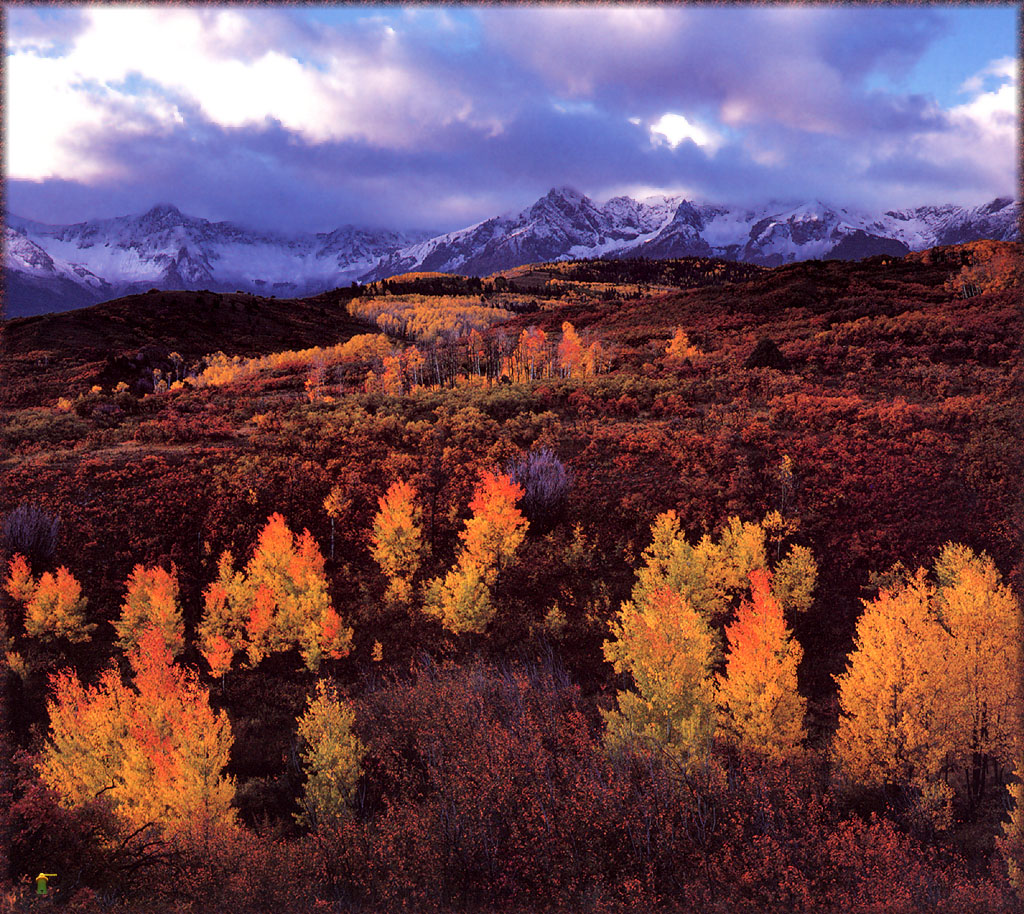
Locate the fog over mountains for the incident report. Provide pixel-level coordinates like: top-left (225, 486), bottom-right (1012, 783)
top-left (5, 188), bottom-right (1019, 317)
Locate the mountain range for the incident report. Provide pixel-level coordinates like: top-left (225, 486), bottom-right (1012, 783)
top-left (4, 189), bottom-right (1019, 317)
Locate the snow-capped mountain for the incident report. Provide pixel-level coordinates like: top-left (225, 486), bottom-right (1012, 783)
top-left (365, 190), bottom-right (1019, 280)
top-left (4, 192), bottom-right (1019, 317)
top-left (4, 205), bottom-right (428, 317)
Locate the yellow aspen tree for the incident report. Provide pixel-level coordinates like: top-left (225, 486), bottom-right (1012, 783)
top-left (717, 569), bottom-right (806, 761)
top-left (40, 629), bottom-right (235, 837)
top-left (370, 480), bottom-right (423, 606)
top-left (114, 564), bottom-right (185, 658)
top-left (6, 559), bottom-right (95, 643)
top-left (581, 340), bottom-right (607, 376)
top-left (198, 550), bottom-right (251, 677)
top-left (932, 543), bottom-right (1021, 805)
top-left (295, 680), bottom-right (366, 829)
top-left (832, 571), bottom-right (953, 819)
top-left (1002, 762), bottom-right (1024, 898)
top-left (631, 511), bottom-right (815, 627)
top-left (771, 543), bottom-right (818, 615)
top-left (458, 470), bottom-right (528, 582)
top-left (425, 564), bottom-right (493, 635)
top-left (603, 587), bottom-right (717, 764)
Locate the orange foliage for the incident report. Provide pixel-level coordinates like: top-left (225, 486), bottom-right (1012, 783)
top-left (5, 556), bottom-right (94, 643)
top-left (198, 514), bottom-right (353, 674)
top-left (114, 564), bottom-right (185, 657)
top-left (717, 569), bottom-right (806, 761)
top-left (39, 629), bottom-right (235, 837)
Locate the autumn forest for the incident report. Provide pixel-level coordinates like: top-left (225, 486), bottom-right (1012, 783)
top-left (1, 240), bottom-right (1022, 913)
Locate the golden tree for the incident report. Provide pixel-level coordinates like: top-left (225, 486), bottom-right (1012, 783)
top-left (932, 543), bottom-right (1021, 804)
top-left (39, 629), bottom-right (235, 837)
top-left (717, 569), bottom-right (806, 762)
top-left (424, 471), bottom-right (527, 634)
top-left (370, 480), bottom-right (424, 606)
top-left (4, 555), bottom-right (94, 643)
top-left (664, 328), bottom-right (700, 365)
top-left (114, 564), bottom-right (185, 657)
top-left (603, 587), bottom-right (717, 764)
top-left (295, 679), bottom-right (366, 829)
top-left (835, 545), bottom-right (1021, 817)
top-left (198, 514), bottom-right (353, 675)
top-left (631, 511), bottom-right (816, 627)
top-left (833, 571), bottom-right (953, 817)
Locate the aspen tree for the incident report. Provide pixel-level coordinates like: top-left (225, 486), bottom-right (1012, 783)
top-left (115, 564), bottom-right (185, 657)
top-left (424, 471), bottom-right (527, 634)
top-left (295, 680), bottom-right (365, 828)
top-left (198, 514), bottom-right (352, 675)
top-left (717, 569), bottom-right (806, 761)
top-left (40, 630), bottom-right (234, 836)
top-left (370, 480), bottom-right (424, 606)
top-left (603, 587), bottom-right (717, 764)
top-left (5, 556), bottom-right (94, 643)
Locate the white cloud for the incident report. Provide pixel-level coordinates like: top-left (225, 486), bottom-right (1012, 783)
top-left (5, 7), bottom-right (504, 182)
top-left (649, 112), bottom-right (724, 154)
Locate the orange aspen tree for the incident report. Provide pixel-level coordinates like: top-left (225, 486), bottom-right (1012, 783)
top-left (556, 321), bottom-right (583, 377)
top-left (198, 514), bottom-right (352, 675)
top-left (381, 354), bottom-right (404, 395)
top-left (114, 564), bottom-right (185, 657)
top-left (295, 680), bottom-right (366, 829)
top-left (425, 471), bottom-right (527, 634)
top-left (603, 586), bottom-right (717, 764)
top-left (717, 569), bottom-right (806, 761)
top-left (664, 328), bottom-right (700, 365)
top-left (4, 555), bottom-right (94, 642)
top-left (39, 629), bottom-right (234, 837)
top-left (404, 345), bottom-right (425, 388)
top-left (370, 480), bottom-right (424, 606)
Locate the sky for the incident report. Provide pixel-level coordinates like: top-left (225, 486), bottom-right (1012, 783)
top-left (4, 4), bottom-right (1019, 234)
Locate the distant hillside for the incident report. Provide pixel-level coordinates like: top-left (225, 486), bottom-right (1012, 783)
top-left (0, 288), bottom-right (374, 407)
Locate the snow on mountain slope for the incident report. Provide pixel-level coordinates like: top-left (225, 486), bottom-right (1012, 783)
top-left (5, 226), bottom-right (115, 316)
top-left (5, 205), bottom-right (429, 315)
top-left (5, 193), bottom-right (1018, 317)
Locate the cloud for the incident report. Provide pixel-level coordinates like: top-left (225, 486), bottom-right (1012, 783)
top-left (4, 6), bottom-right (1017, 232)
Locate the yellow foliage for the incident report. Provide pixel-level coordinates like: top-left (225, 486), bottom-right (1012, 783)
top-left (9, 561), bottom-right (95, 643)
top-left (195, 334), bottom-right (393, 388)
top-left (603, 587), bottom-right (717, 764)
top-left (39, 631), bottom-right (235, 837)
top-left (370, 480), bottom-right (423, 606)
top-left (295, 680), bottom-right (365, 829)
top-left (835, 544), bottom-right (1020, 821)
top-left (198, 515), bottom-right (353, 675)
top-left (115, 564), bottom-right (185, 658)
